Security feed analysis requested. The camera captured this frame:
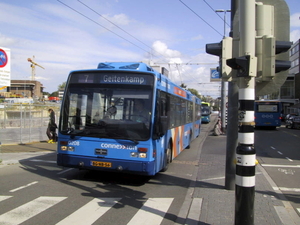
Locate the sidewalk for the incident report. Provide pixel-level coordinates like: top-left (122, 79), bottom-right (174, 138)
top-left (0, 142), bottom-right (56, 165)
top-left (191, 134), bottom-right (300, 225)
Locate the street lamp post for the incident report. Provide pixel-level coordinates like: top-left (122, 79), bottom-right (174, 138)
top-left (215, 9), bottom-right (231, 134)
top-left (215, 9), bottom-right (231, 38)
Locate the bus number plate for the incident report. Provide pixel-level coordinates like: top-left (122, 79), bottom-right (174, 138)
top-left (91, 161), bottom-right (112, 168)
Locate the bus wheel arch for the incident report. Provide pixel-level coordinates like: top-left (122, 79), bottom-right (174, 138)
top-left (161, 140), bottom-right (172, 172)
top-left (186, 129), bottom-right (192, 149)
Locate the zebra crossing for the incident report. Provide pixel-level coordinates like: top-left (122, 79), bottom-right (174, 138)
top-left (0, 195), bottom-right (176, 225)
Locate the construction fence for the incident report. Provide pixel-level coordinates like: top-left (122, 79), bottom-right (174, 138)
top-left (0, 103), bottom-right (60, 145)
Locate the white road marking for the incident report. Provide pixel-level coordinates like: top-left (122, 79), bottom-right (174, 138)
top-left (0, 196), bottom-right (66, 225)
top-left (30, 159), bottom-right (56, 163)
top-left (261, 164), bottom-right (300, 168)
top-left (273, 187), bottom-right (300, 192)
top-left (127, 198), bottom-right (174, 225)
top-left (199, 172), bottom-right (262, 182)
top-left (9, 181), bottom-right (38, 192)
top-left (286, 157), bottom-right (293, 162)
top-left (199, 176), bottom-right (225, 181)
top-left (57, 168), bottom-right (74, 175)
top-left (186, 198), bottom-right (203, 223)
top-left (56, 198), bottom-right (121, 225)
top-left (277, 151), bottom-right (283, 155)
top-left (0, 196), bottom-right (12, 202)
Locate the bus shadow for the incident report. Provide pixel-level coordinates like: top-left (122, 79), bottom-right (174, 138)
top-left (18, 156), bottom-right (205, 224)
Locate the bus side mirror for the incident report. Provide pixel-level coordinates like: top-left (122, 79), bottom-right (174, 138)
top-left (159, 116), bottom-right (168, 136)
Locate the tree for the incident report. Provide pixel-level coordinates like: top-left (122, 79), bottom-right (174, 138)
top-left (50, 91), bottom-right (58, 97)
top-left (58, 82), bottom-right (66, 90)
top-left (43, 91), bottom-right (51, 96)
top-left (187, 88), bottom-right (201, 99)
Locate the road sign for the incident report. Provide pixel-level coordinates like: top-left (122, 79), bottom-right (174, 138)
top-left (0, 47), bottom-right (11, 87)
top-left (0, 49), bottom-right (8, 68)
top-left (210, 68), bottom-right (221, 82)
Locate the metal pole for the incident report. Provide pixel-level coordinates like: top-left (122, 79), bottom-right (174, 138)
top-left (235, 0), bottom-right (256, 224)
top-left (216, 9), bottom-right (231, 134)
top-left (20, 104), bottom-right (23, 144)
top-left (225, 0), bottom-right (238, 191)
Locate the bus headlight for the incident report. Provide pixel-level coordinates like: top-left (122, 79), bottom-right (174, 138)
top-left (68, 146), bottom-right (75, 151)
top-left (60, 146), bottom-right (75, 151)
top-left (61, 146), bottom-right (67, 151)
top-left (130, 152), bottom-right (138, 157)
top-left (139, 153), bottom-right (147, 158)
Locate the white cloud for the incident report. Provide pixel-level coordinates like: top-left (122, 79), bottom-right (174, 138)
top-left (290, 30), bottom-right (300, 43)
top-left (0, 34), bottom-right (18, 46)
top-left (152, 41), bottom-right (181, 58)
top-left (101, 13), bottom-right (131, 26)
top-left (191, 35), bottom-right (203, 41)
top-left (290, 13), bottom-right (300, 27)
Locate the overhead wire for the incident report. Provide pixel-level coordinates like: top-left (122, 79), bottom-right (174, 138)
top-left (57, 0), bottom-right (219, 89)
top-left (202, 0), bottom-right (231, 27)
top-left (77, 0), bottom-right (168, 62)
top-left (57, 0), bottom-right (168, 61)
top-left (178, 0), bottom-right (223, 37)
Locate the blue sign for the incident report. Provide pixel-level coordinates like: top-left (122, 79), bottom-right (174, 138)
top-left (210, 68), bottom-right (221, 81)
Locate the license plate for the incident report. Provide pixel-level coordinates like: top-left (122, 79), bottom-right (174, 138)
top-left (91, 161), bottom-right (112, 168)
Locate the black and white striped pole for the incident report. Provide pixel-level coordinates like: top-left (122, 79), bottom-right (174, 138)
top-left (226, 0), bottom-right (257, 224)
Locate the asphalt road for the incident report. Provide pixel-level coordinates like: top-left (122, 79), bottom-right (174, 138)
top-left (255, 125), bottom-right (300, 217)
top-left (0, 119), bottom-right (214, 225)
top-left (1, 118), bottom-right (299, 224)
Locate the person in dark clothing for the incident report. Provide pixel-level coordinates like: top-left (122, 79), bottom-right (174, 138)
top-left (132, 99), bottom-right (149, 123)
top-left (105, 102), bottom-right (117, 119)
top-left (46, 108), bottom-right (57, 143)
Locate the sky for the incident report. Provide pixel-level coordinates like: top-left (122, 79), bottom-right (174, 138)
top-left (0, 0), bottom-right (299, 98)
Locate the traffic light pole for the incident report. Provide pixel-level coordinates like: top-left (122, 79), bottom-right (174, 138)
top-left (235, 0), bottom-right (256, 224)
top-left (225, 0), bottom-right (238, 191)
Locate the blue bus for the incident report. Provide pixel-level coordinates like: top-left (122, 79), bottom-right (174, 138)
top-left (57, 62), bottom-right (201, 176)
top-left (201, 102), bottom-right (211, 123)
top-left (254, 100), bottom-right (282, 129)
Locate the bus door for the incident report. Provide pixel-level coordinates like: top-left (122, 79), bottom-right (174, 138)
top-left (153, 91), bottom-right (170, 172)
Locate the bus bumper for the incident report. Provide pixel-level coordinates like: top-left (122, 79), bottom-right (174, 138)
top-left (57, 153), bottom-right (155, 176)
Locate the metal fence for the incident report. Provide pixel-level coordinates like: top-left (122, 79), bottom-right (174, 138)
top-left (0, 103), bottom-right (60, 145)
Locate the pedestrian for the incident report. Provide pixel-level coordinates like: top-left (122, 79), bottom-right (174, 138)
top-left (132, 99), bottom-right (149, 123)
top-left (46, 108), bottom-right (57, 143)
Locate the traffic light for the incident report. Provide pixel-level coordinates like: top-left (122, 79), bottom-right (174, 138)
top-left (258, 36), bottom-right (292, 81)
top-left (206, 37), bottom-right (233, 81)
top-left (255, 0), bottom-right (291, 86)
top-left (274, 40), bottom-right (292, 73)
top-left (206, 41), bottom-right (221, 57)
top-left (226, 55), bottom-right (257, 77)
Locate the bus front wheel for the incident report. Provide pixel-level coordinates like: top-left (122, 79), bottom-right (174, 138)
top-left (161, 144), bottom-right (172, 172)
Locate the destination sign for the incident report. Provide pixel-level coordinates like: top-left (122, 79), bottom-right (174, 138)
top-left (101, 74), bottom-right (146, 84)
top-left (70, 72), bottom-right (154, 85)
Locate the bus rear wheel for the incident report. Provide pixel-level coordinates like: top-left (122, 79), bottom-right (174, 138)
top-left (161, 144), bottom-right (171, 172)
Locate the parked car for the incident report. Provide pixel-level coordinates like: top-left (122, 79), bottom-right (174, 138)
top-left (285, 115), bottom-right (300, 129)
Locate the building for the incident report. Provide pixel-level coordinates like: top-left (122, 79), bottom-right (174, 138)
top-left (282, 38), bottom-right (300, 115)
top-left (287, 39), bottom-right (300, 115)
top-left (6, 80), bottom-right (44, 100)
top-left (266, 38), bottom-right (300, 115)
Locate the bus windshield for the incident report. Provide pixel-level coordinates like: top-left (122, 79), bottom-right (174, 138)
top-left (201, 105), bottom-right (210, 116)
top-left (60, 83), bottom-right (153, 142)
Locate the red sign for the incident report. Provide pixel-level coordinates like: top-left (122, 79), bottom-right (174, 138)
top-left (0, 49), bottom-right (8, 68)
